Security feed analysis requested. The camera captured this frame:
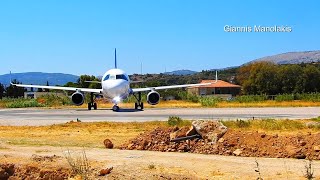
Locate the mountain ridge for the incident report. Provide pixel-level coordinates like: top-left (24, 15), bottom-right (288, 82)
top-left (250, 50), bottom-right (320, 64)
top-left (0, 72), bottom-right (79, 86)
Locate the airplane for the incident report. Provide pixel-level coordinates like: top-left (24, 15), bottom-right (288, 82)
top-left (12, 49), bottom-right (217, 112)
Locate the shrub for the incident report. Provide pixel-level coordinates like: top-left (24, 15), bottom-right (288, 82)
top-left (235, 95), bottom-right (268, 103)
top-left (234, 119), bottom-right (251, 128)
top-left (257, 119), bottom-right (304, 130)
top-left (167, 116), bottom-right (183, 126)
top-left (275, 94), bottom-right (294, 102)
top-left (295, 93), bottom-right (320, 102)
top-left (186, 93), bottom-right (199, 103)
top-left (38, 94), bottom-right (72, 106)
top-left (220, 119), bottom-right (251, 128)
top-left (199, 96), bottom-right (222, 107)
top-left (5, 98), bottom-right (44, 108)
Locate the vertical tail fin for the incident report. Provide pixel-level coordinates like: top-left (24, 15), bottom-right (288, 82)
top-left (114, 48), bottom-right (117, 69)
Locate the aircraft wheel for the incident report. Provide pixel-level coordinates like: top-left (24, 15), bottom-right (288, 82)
top-left (112, 105), bottom-right (119, 112)
top-left (93, 103), bottom-right (97, 110)
top-left (134, 102), bottom-right (138, 109)
top-left (88, 103), bottom-right (92, 110)
top-left (140, 102), bottom-right (144, 110)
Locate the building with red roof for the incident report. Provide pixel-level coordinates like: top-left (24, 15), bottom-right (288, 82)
top-left (187, 80), bottom-right (241, 99)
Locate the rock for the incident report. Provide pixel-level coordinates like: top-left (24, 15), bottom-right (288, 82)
top-left (186, 125), bottom-right (197, 136)
top-left (99, 167), bottom-right (113, 176)
top-left (295, 154), bottom-right (306, 159)
top-left (127, 143), bottom-right (134, 149)
top-left (192, 120), bottom-right (228, 143)
top-left (313, 145), bottom-right (320, 152)
top-left (218, 138), bottom-right (224, 143)
top-left (233, 149), bottom-right (242, 156)
top-left (285, 145), bottom-right (301, 157)
top-left (169, 127), bottom-right (188, 140)
top-left (299, 141), bottom-right (307, 146)
top-left (0, 164), bottom-right (15, 179)
top-left (260, 133), bottom-right (266, 138)
top-left (103, 139), bottom-right (114, 149)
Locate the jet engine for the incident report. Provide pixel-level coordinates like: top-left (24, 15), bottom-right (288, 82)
top-left (147, 91), bottom-right (160, 105)
top-left (71, 91), bottom-right (85, 106)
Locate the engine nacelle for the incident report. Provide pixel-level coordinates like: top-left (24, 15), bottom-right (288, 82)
top-left (147, 91), bottom-right (160, 105)
top-left (71, 91), bottom-right (85, 106)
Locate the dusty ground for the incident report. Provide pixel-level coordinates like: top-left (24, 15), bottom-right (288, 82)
top-left (0, 120), bottom-right (320, 179)
top-left (1, 145), bottom-right (320, 179)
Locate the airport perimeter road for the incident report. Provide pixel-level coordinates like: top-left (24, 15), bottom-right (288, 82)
top-left (0, 107), bottom-right (320, 126)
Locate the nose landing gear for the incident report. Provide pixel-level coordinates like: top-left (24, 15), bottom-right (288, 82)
top-left (112, 105), bottom-right (120, 112)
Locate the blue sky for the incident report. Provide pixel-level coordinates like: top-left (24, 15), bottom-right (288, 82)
top-left (0, 0), bottom-right (319, 76)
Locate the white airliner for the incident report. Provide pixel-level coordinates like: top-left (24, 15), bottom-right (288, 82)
top-left (12, 49), bottom-right (217, 111)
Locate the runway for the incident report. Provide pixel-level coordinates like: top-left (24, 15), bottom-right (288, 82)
top-left (0, 107), bottom-right (319, 126)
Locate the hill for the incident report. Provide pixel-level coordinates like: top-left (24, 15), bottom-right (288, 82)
top-left (250, 50), bottom-right (320, 64)
top-left (164, 69), bottom-right (197, 75)
top-left (0, 72), bottom-right (79, 86)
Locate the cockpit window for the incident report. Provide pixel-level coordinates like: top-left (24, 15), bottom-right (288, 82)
top-left (103, 75), bottom-right (110, 81)
top-left (116, 74), bottom-right (128, 81)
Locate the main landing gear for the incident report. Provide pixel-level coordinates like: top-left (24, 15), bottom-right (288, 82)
top-left (133, 92), bottom-right (144, 110)
top-left (88, 92), bottom-right (97, 110)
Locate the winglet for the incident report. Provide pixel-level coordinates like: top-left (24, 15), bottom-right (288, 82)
top-left (114, 48), bottom-right (117, 69)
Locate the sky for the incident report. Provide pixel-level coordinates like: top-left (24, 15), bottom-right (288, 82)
top-left (0, 0), bottom-right (320, 76)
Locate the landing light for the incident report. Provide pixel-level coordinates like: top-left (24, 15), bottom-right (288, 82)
top-left (113, 96), bottom-right (121, 103)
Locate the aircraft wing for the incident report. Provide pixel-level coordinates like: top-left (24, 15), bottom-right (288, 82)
top-left (132, 82), bottom-right (215, 92)
top-left (12, 83), bottom-right (102, 93)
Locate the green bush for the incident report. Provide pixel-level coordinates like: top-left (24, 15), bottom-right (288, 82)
top-left (167, 116), bottom-right (183, 126)
top-left (275, 94), bottom-right (294, 102)
top-left (258, 119), bottom-right (304, 130)
top-left (186, 93), bottom-right (199, 103)
top-left (199, 96), bottom-right (222, 107)
top-left (221, 119), bottom-right (251, 128)
top-left (234, 119), bottom-right (251, 128)
top-left (235, 95), bottom-right (268, 103)
top-left (5, 98), bottom-right (44, 108)
top-left (38, 94), bottom-right (72, 106)
top-left (295, 93), bottom-right (320, 102)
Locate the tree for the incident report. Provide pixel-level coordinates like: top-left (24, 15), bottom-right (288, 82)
top-left (77, 75), bottom-right (100, 89)
top-left (5, 79), bottom-right (25, 98)
top-left (237, 62), bottom-right (279, 95)
top-left (0, 83), bottom-right (4, 99)
top-left (301, 65), bottom-right (320, 93)
top-left (277, 65), bottom-right (303, 93)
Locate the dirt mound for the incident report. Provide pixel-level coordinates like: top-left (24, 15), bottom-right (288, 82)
top-left (120, 127), bottom-right (320, 160)
top-left (0, 163), bottom-right (70, 180)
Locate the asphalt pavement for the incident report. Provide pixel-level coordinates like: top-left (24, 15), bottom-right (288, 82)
top-left (0, 107), bottom-right (319, 126)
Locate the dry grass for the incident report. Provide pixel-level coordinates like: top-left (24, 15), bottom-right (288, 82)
top-left (65, 100), bottom-right (320, 109)
top-left (0, 119), bottom-right (318, 149)
top-left (217, 100), bottom-right (320, 108)
top-left (221, 119), bottom-right (319, 135)
top-left (2, 98), bottom-right (320, 109)
top-left (0, 121), bottom-right (168, 148)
